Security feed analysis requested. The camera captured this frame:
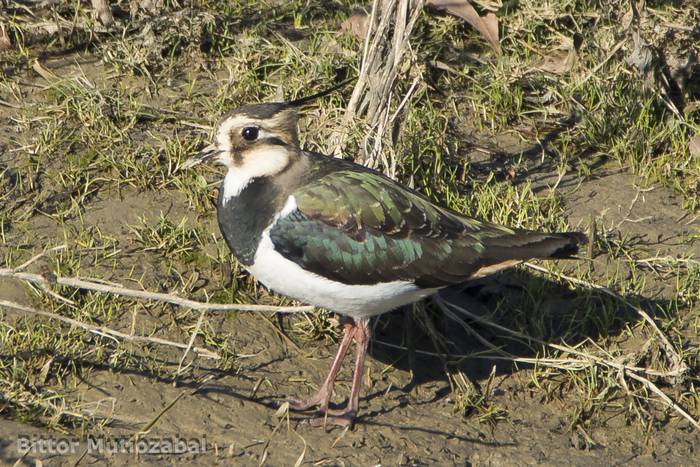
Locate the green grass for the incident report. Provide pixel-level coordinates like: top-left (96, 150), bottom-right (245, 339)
top-left (0, 0), bottom-right (698, 443)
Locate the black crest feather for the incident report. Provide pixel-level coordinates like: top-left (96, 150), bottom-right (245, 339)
top-left (286, 77), bottom-right (356, 107)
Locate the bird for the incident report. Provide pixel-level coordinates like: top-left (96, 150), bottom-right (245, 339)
top-left (180, 87), bottom-right (587, 428)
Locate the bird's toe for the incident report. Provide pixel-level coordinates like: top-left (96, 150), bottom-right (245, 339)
top-left (309, 410), bottom-right (357, 429)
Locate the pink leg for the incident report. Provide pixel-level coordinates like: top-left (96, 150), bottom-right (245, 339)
top-left (288, 319), bottom-right (356, 412)
top-left (311, 318), bottom-right (371, 429)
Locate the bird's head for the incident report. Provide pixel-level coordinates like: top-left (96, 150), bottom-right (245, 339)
top-left (181, 103), bottom-right (300, 179)
top-left (180, 78), bottom-right (353, 183)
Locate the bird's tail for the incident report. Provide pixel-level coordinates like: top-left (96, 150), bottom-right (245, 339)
top-left (483, 230), bottom-right (588, 263)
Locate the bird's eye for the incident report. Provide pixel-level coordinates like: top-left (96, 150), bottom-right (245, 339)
top-left (241, 127), bottom-right (259, 141)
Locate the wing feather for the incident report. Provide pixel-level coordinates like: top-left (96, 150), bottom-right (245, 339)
top-left (269, 170), bottom-right (585, 287)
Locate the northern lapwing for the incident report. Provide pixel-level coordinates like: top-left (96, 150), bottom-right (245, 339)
top-left (181, 89), bottom-right (587, 428)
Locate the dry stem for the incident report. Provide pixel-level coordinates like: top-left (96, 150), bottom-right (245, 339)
top-left (332, 0), bottom-right (425, 177)
top-left (0, 267), bottom-right (314, 314)
top-left (0, 299), bottom-right (220, 360)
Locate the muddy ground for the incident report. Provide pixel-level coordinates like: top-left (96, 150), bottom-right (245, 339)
top-left (1, 1), bottom-right (700, 466)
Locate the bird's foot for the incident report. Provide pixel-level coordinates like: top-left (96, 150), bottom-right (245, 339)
top-left (309, 408), bottom-right (356, 429)
top-left (286, 391), bottom-right (330, 412)
top-left (285, 396), bottom-right (357, 428)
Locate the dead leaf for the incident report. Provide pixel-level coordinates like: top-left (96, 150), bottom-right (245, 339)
top-left (662, 161), bottom-right (671, 177)
top-left (689, 135), bottom-right (700, 159)
top-left (538, 50), bottom-right (576, 75)
top-left (426, 0), bottom-right (501, 53)
top-left (32, 59), bottom-right (59, 82)
top-left (274, 401), bottom-right (290, 418)
top-left (625, 30), bottom-right (655, 76)
top-left (38, 357), bottom-right (54, 386)
top-left (666, 49), bottom-right (699, 95)
top-left (340, 9), bottom-right (370, 40)
top-left (90, 0), bottom-right (115, 28)
top-left (135, 0), bottom-right (160, 14)
top-left (0, 23), bottom-right (12, 51)
top-left (537, 35), bottom-right (582, 75)
top-left (621, 0), bottom-right (647, 30)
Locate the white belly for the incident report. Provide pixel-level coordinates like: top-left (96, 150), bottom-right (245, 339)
top-left (247, 231), bottom-right (439, 318)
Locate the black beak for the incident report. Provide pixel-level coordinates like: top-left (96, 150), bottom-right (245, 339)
top-left (180, 144), bottom-right (221, 170)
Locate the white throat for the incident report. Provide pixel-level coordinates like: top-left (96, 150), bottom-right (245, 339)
top-left (220, 146), bottom-right (291, 205)
top-left (221, 169), bottom-right (252, 204)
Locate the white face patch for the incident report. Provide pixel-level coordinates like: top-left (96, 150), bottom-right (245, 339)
top-left (221, 145), bottom-right (291, 204)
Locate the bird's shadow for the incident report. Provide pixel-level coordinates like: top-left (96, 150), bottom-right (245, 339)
top-left (362, 266), bottom-right (676, 395)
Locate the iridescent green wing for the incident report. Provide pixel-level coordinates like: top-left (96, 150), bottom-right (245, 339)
top-left (269, 170), bottom-right (515, 287)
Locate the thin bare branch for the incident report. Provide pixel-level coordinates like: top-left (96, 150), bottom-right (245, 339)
top-left (0, 299), bottom-right (220, 360)
top-left (12, 245), bottom-right (68, 272)
top-left (0, 267), bottom-right (314, 313)
top-left (177, 309), bottom-right (207, 374)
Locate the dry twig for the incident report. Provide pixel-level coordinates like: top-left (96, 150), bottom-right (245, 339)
top-left (0, 299), bottom-right (221, 359)
top-left (0, 267), bottom-right (314, 313)
top-left (333, 0), bottom-right (425, 177)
